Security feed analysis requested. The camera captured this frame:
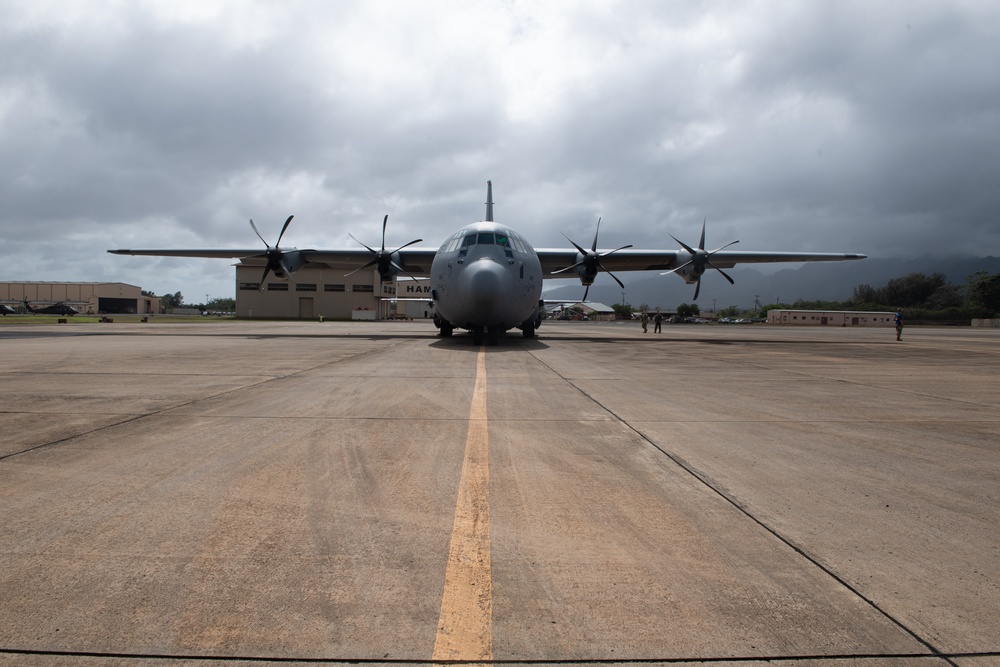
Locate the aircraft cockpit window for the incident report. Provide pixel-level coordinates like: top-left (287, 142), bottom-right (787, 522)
top-left (463, 234), bottom-right (478, 247)
top-left (477, 232), bottom-right (495, 245)
top-left (495, 234), bottom-right (510, 247)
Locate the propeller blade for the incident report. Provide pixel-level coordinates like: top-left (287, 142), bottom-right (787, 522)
top-left (349, 233), bottom-right (379, 255)
top-left (380, 214), bottom-right (388, 252)
top-left (601, 264), bottom-right (625, 290)
top-left (561, 232), bottom-right (588, 257)
top-left (258, 265), bottom-right (272, 291)
top-left (390, 260), bottom-right (421, 283)
top-left (600, 244), bottom-right (633, 258)
top-left (698, 218), bottom-right (706, 251)
top-left (693, 278), bottom-right (701, 301)
top-left (249, 219), bottom-right (269, 247)
top-left (274, 215), bottom-right (294, 247)
top-left (551, 259), bottom-right (587, 275)
top-left (582, 284), bottom-right (590, 302)
top-left (590, 217), bottom-right (602, 252)
top-left (707, 240), bottom-right (740, 256)
top-left (670, 234), bottom-right (698, 256)
top-left (661, 258), bottom-right (694, 276)
top-left (345, 258), bottom-right (378, 277)
top-left (388, 238), bottom-right (424, 254)
top-left (707, 262), bottom-right (736, 285)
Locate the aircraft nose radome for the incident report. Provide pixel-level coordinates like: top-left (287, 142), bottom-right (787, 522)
top-left (458, 258), bottom-right (507, 320)
top-left (467, 259), bottom-right (504, 302)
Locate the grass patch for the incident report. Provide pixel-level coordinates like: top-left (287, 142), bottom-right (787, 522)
top-left (0, 315), bottom-right (239, 325)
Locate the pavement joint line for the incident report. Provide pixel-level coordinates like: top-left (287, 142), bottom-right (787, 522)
top-left (0, 342), bottom-right (402, 462)
top-left (518, 340), bottom-right (962, 667)
top-left (433, 345), bottom-right (493, 662)
top-left (2, 646), bottom-right (999, 664)
top-left (642, 348), bottom-right (1000, 411)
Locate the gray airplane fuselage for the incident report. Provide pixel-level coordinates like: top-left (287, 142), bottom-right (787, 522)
top-left (430, 221), bottom-right (542, 331)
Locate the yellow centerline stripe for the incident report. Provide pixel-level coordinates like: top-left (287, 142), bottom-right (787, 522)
top-left (433, 346), bottom-right (492, 661)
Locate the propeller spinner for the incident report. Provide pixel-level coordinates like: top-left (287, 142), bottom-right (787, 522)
top-left (662, 219), bottom-right (739, 301)
top-left (552, 217), bottom-right (632, 302)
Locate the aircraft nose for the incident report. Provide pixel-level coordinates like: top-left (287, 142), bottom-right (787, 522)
top-left (468, 258), bottom-right (503, 300)
top-left (461, 258), bottom-right (506, 317)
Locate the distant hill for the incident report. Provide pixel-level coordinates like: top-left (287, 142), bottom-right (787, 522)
top-left (543, 256), bottom-right (1000, 310)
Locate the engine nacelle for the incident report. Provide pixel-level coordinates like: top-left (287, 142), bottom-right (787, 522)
top-left (573, 259), bottom-right (599, 286)
top-left (673, 260), bottom-right (704, 284)
top-left (275, 250), bottom-right (307, 279)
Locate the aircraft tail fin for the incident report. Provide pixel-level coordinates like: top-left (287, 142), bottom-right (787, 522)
top-left (485, 180), bottom-right (493, 222)
top-left (22, 300), bottom-right (33, 313)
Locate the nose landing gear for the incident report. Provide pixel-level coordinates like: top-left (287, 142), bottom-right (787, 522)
top-left (471, 325), bottom-right (501, 346)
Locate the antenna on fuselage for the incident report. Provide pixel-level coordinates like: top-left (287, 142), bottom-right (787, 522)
top-left (485, 180), bottom-right (494, 222)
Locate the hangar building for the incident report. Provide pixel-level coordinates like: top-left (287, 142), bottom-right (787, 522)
top-left (234, 260), bottom-right (433, 320)
top-left (1, 282), bottom-right (160, 315)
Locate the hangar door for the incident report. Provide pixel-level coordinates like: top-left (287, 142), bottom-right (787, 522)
top-left (98, 298), bottom-right (137, 314)
top-left (299, 297), bottom-right (314, 319)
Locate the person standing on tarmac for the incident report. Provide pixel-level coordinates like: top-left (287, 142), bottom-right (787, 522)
top-left (654, 311), bottom-right (663, 333)
top-left (641, 311), bottom-right (649, 333)
top-left (894, 309), bottom-right (904, 341)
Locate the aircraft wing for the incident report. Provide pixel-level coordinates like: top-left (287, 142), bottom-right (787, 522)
top-left (675, 250), bottom-right (868, 269)
top-left (109, 247), bottom-right (439, 276)
top-left (109, 249), bottom-right (269, 258)
top-left (301, 249), bottom-right (437, 275)
top-left (536, 248), bottom-right (866, 277)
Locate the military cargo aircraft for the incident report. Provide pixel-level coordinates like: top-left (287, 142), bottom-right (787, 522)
top-left (110, 182), bottom-right (866, 345)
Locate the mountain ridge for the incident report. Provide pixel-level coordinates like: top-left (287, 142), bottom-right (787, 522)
top-left (543, 256), bottom-right (1000, 310)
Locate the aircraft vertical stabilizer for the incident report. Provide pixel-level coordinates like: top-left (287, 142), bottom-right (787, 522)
top-left (485, 180), bottom-right (494, 222)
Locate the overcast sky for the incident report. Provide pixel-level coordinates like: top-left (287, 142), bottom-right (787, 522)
top-left (3, 0), bottom-right (999, 302)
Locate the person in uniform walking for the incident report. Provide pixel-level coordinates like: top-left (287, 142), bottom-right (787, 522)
top-left (894, 309), bottom-right (904, 341)
top-left (654, 311), bottom-right (663, 333)
top-left (641, 311), bottom-right (649, 333)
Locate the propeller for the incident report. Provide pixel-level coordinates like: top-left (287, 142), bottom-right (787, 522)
top-left (346, 214), bottom-right (423, 282)
top-left (249, 215), bottom-right (295, 289)
top-left (552, 217), bottom-right (633, 301)
top-left (662, 218), bottom-right (739, 301)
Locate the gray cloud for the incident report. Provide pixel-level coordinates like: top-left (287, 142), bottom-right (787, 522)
top-left (2, 0), bottom-right (998, 301)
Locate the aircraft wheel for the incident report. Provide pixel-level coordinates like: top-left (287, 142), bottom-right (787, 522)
top-left (488, 325), bottom-right (500, 346)
top-left (440, 322), bottom-right (453, 337)
top-left (521, 320), bottom-right (535, 338)
top-left (472, 327), bottom-right (484, 346)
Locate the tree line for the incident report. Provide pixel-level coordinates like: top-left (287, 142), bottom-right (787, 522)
top-left (759, 271), bottom-right (1000, 323)
top-left (143, 291), bottom-right (236, 312)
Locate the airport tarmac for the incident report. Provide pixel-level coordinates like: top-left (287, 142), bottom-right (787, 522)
top-left (1, 319), bottom-right (998, 666)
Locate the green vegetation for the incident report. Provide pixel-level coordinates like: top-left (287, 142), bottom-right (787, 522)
top-left (756, 271), bottom-right (1000, 323)
top-left (676, 303), bottom-right (700, 318)
top-left (612, 303), bottom-right (635, 319)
